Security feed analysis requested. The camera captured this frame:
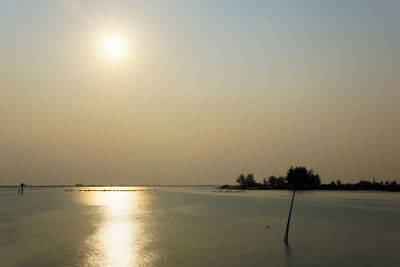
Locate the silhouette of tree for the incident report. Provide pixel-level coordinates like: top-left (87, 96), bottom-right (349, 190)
top-left (245, 173), bottom-right (256, 187)
top-left (236, 174), bottom-right (246, 188)
top-left (236, 173), bottom-right (257, 188)
top-left (284, 166), bottom-right (320, 244)
top-left (229, 170), bottom-right (397, 191)
top-left (267, 176), bottom-right (278, 187)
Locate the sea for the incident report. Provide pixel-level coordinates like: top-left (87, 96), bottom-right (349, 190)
top-left (0, 187), bottom-right (399, 267)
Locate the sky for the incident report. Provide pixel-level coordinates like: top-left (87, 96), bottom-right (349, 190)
top-left (0, 0), bottom-right (399, 185)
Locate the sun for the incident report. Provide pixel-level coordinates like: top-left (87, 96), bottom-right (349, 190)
top-left (103, 36), bottom-right (125, 58)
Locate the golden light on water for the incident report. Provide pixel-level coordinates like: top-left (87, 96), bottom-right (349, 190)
top-left (78, 188), bottom-right (147, 267)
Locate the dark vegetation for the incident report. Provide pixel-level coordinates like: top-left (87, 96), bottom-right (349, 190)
top-left (226, 166), bottom-right (399, 244)
top-left (284, 166), bottom-right (312, 244)
top-left (221, 166), bottom-right (400, 192)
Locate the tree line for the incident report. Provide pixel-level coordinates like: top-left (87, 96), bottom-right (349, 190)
top-left (221, 166), bottom-right (399, 192)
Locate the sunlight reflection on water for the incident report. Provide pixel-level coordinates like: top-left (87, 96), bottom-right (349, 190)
top-left (78, 187), bottom-right (148, 267)
top-left (0, 188), bottom-right (399, 267)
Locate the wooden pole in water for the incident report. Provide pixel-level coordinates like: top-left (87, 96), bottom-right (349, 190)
top-left (284, 186), bottom-right (296, 244)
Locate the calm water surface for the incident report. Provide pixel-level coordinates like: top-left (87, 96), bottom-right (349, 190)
top-left (0, 187), bottom-right (399, 267)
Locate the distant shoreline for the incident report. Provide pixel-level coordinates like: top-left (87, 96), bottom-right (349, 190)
top-left (0, 184), bottom-right (398, 192)
top-left (0, 184), bottom-right (218, 188)
top-left (220, 183), bottom-right (400, 192)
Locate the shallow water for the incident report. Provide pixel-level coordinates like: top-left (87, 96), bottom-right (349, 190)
top-left (0, 187), bottom-right (399, 267)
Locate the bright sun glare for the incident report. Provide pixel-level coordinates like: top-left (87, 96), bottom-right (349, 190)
top-left (103, 36), bottom-right (124, 58)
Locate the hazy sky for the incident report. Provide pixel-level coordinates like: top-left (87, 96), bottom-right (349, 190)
top-left (0, 0), bottom-right (399, 185)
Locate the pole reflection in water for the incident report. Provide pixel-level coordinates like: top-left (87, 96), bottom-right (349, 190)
top-left (78, 187), bottom-right (148, 267)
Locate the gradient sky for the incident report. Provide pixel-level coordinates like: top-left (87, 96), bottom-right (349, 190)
top-left (0, 0), bottom-right (399, 185)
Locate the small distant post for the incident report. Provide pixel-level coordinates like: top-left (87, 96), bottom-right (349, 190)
top-left (19, 183), bottom-right (24, 195)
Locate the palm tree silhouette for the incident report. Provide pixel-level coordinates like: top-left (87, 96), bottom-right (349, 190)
top-left (284, 166), bottom-right (320, 244)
